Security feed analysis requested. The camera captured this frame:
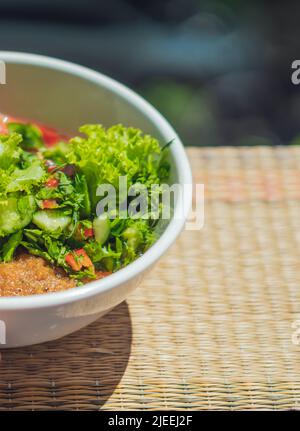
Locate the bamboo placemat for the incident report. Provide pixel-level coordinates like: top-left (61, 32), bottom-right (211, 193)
top-left (1, 146), bottom-right (300, 410)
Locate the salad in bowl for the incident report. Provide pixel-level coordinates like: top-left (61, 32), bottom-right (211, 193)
top-left (0, 114), bottom-right (170, 296)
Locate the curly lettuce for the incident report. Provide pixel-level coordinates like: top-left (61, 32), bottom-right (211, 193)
top-left (66, 124), bottom-right (163, 208)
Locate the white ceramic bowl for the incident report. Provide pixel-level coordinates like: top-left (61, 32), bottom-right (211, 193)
top-left (0, 52), bottom-right (192, 348)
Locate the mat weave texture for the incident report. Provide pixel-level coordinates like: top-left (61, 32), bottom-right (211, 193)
top-left (1, 146), bottom-right (300, 410)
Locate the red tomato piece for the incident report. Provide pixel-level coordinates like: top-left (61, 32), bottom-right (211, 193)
top-left (84, 228), bottom-right (94, 239)
top-left (65, 253), bottom-right (82, 271)
top-left (65, 249), bottom-right (94, 272)
top-left (42, 199), bottom-right (58, 209)
top-left (0, 112), bottom-right (70, 146)
top-left (46, 178), bottom-right (59, 188)
top-left (74, 249), bottom-right (93, 269)
top-left (39, 124), bottom-right (68, 147)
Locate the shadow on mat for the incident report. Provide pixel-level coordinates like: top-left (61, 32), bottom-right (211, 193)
top-left (0, 301), bottom-right (131, 410)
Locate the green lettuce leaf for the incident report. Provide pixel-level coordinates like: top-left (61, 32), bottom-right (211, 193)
top-left (0, 133), bottom-right (22, 169)
top-left (1, 230), bottom-right (23, 262)
top-left (67, 124), bottom-right (163, 209)
top-left (7, 122), bottom-right (43, 151)
top-left (7, 161), bottom-right (46, 193)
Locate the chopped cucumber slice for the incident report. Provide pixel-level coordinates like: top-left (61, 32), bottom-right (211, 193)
top-left (0, 195), bottom-right (36, 237)
top-left (32, 210), bottom-right (71, 233)
top-left (122, 226), bottom-right (142, 250)
top-left (93, 214), bottom-right (110, 245)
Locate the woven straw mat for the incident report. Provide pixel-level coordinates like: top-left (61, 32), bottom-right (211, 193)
top-left (0, 146), bottom-right (300, 410)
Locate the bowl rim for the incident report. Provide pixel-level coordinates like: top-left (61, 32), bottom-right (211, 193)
top-left (0, 51), bottom-right (193, 309)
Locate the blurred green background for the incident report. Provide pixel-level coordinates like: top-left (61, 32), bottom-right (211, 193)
top-left (0, 0), bottom-right (299, 146)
